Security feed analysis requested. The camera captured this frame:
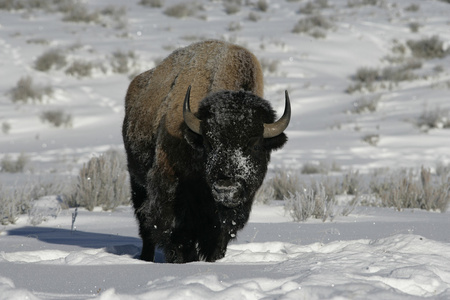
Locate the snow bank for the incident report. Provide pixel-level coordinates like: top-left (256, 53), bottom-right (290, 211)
top-left (90, 235), bottom-right (450, 299)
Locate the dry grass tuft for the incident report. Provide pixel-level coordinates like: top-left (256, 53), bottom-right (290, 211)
top-left (64, 150), bottom-right (130, 211)
top-left (8, 76), bottom-right (53, 103)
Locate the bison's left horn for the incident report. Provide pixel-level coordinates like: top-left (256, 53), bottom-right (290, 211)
top-left (183, 86), bottom-right (202, 135)
top-left (263, 90), bottom-right (291, 138)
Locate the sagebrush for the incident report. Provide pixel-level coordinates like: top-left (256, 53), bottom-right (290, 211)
top-left (65, 60), bottom-right (96, 78)
top-left (139, 0), bottom-right (164, 8)
top-left (40, 110), bottom-right (73, 128)
top-left (0, 180), bottom-right (63, 225)
top-left (258, 169), bottom-right (302, 201)
top-left (34, 48), bottom-right (67, 72)
top-left (110, 50), bottom-right (137, 74)
top-left (1, 153), bottom-right (28, 173)
top-left (416, 106), bottom-right (450, 132)
top-left (285, 183), bottom-right (337, 222)
top-left (164, 2), bottom-right (200, 18)
top-left (0, 184), bottom-right (33, 225)
top-left (292, 15), bottom-right (333, 38)
top-left (9, 76), bottom-right (53, 103)
top-left (258, 166), bottom-right (449, 221)
top-left (406, 36), bottom-right (450, 59)
top-left (370, 167), bottom-right (450, 212)
top-left (64, 150), bottom-right (130, 211)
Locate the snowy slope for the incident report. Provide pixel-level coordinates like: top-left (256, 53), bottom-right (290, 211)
top-left (1, 0), bottom-right (450, 299)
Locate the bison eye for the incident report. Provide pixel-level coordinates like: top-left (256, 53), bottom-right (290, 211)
top-left (247, 137), bottom-right (262, 152)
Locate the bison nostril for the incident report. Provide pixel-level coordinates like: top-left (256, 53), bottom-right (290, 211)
top-left (212, 180), bottom-right (243, 208)
top-left (213, 180), bottom-right (242, 195)
top-left (215, 179), bottom-right (233, 188)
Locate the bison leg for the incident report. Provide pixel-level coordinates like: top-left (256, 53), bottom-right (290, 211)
top-left (200, 232), bottom-right (230, 262)
top-left (140, 234), bottom-right (155, 262)
top-left (136, 211), bottom-right (156, 262)
top-left (164, 233), bottom-right (199, 263)
top-left (130, 176), bottom-right (156, 262)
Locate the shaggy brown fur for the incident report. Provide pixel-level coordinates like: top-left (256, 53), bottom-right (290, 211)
top-left (124, 40), bottom-right (263, 144)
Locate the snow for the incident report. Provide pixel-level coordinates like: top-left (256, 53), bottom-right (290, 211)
top-left (1, 206), bottom-right (450, 299)
top-left (1, 0), bottom-right (450, 299)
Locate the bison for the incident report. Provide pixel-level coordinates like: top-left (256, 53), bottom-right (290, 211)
top-left (122, 40), bottom-right (290, 263)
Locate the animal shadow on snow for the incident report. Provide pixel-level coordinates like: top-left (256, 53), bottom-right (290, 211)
top-left (7, 227), bottom-right (142, 259)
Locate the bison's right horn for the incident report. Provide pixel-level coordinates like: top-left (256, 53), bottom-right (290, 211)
top-left (183, 86), bottom-right (202, 135)
top-left (263, 90), bottom-right (291, 138)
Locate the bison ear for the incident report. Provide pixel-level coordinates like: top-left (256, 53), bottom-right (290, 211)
top-left (263, 132), bottom-right (288, 151)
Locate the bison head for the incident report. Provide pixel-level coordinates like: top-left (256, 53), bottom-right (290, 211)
top-left (183, 87), bottom-right (290, 208)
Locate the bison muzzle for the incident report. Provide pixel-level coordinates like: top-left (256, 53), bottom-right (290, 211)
top-left (122, 40), bottom-right (290, 263)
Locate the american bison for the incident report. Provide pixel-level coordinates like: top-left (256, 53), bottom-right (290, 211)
top-left (122, 40), bottom-right (290, 263)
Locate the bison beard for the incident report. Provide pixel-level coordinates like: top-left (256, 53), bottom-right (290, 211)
top-left (122, 40), bottom-right (290, 263)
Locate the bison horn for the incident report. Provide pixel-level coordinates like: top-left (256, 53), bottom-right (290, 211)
top-left (263, 90), bottom-right (291, 138)
top-left (183, 86), bottom-right (202, 135)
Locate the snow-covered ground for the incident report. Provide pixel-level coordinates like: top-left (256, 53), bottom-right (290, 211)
top-left (1, 204), bottom-right (450, 299)
top-left (1, 0), bottom-right (450, 299)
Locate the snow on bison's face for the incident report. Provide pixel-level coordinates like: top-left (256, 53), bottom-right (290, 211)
top-left (183, 87), bottom-right (290, 208)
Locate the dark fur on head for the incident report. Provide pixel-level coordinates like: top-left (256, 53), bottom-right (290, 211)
top-left (185, 90), bottom-right (287, 208)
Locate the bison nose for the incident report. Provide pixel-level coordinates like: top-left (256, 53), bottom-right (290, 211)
top-left (212, 180), bottom-right (243, 208)
top-left (213, 179), bottom-right (238, 195)
top-left (215, 178), bottom-right (234, 188)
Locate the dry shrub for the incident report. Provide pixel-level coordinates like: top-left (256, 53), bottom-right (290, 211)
top-left (9, 76), bottom-right (53, 103)
top-left (301, 161), bottom-right (330, 174)
top-left (268, 169), bottom-right (302, 200)
top-left (347, 0), bottom-right (379, 7)
top-left (256, 0), bottom-right (269, 12)
top-left (0, 184), bottom-right (33, 225)
top-left (34, 48), bottom-right (67, 72)
top-left (2, 122), bottom-right (11, 134)
top-left (26, 38), bottom-right (50, 45)
top-left (164, 2), bottom-right (201, 18)
top-left (1, 153), bottom-right (28, 173)
top-left (260, 58), bottom-right (280, 74)
top-left (354, 67), bottom-right (379, 83)
top-left (227, 21), bottom-right (242, 32)
top-left (65, 60), bottom-right (97, 78)
top-left (223, 0), bottom-right (241, 15)
top-left (350, 95), bottom-right (380, 114)
top-left (404, 4), bottom-right (420, 12)
top-left (261, 166), bottom-right (448, 218)
top-left (64, 150), bottom-right (130, 211)
top-left (408, 22), bottom-right (421, 33)
top-left (292, 14), bottom-right (333, 38)
top-left (406, 36), bottom-right (450, 59)
top-left (362, 134), bottom-right (380, 146)
top-left (248, 11), bottom-right (261, 22)
top-left (40, 110), bottom-right (73, 128)
top-left (0, 180), bottom-right (63, 225)
top-left (255, 183), bottom-right (275, 204)
top-left (346, 59), bottom-right (422, 93)
top-left (99, 5), bottom-right (128, 29)
top-left (371, 167), bottom-right (449, 212)
top-left (299, 0), bottom-right (329, 14)
top-left (0, 0), bottom-right (127, 28)
top-left (416, 106), bottom-right (450, 132)
top-left (285, 183), bottom-right (337, 222)
top-left (110, 50), bottom-right (137, 74)
top-left (139, 0), bottom-right (164, 8)
top-left (62, 2), bottom-right (100, 23)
